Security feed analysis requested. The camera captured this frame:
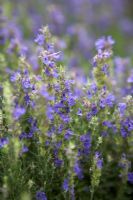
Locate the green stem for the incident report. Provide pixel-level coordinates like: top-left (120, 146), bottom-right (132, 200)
top-left (90, 187), bottom-right (94, 200)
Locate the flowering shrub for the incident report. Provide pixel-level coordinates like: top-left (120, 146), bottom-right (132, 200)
top-left (0, 7), bottom-right (133, 200)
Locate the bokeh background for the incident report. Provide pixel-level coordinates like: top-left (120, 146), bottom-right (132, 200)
top-left (1, 0), bottom-right (133, 95)
top-left (2, 0), bottom-right (133, 58)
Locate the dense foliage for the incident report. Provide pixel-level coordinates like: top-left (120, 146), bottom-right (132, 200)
top-left (0, 2), bottom-right (133, 200)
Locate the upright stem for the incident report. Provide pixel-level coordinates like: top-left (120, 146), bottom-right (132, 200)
top-left (90, 187), bottom-right (94, 200)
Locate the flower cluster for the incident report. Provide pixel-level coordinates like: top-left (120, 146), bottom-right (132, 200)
top-left (0, 8), bottom-right (133, 199)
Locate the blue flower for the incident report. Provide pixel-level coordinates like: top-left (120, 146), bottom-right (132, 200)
top-left (96, 159), bottom-right (103, 169)
top-left (102, 121), bottom-right (113, 128)
top-left (80, 133), bottom-right (90, 143)
top-left (46, 105), bottom-right (54, 120)
top-left (105, 93), bottom-right (115, 107)
top-left (121, 118), bottom-right (133, 132)
top-left (127, 74), bottom-right (133, 83)
top-left (48, 61), bottom-right (55, 68)
top-left (91, 104), bottom-right (98, 115)
top-left (36, 191), bottom-right (47, 200)
top-left (102, 64), bottom-right (109, 75)
top-left (19, 132), bottom-right (27, 140)
top-left (58, 124), bottom-right (64, 134)
top-left (90, 83), bottom-right (97, 93)
top-left (24, 94), bottom-right (31, 105)
top-left (87, 90), bottom-right (92, 99)
top-left (54, 158), bottom-right (63, 167)
top-left (95, 152), bottom-right (103, 169)
top-left (47, 43), bottom-right (54, 53)
top-left (0, 29), bottom-right (7, 45)
top-left (62, 178), bottom-right (69, 192)
top-left (13, 106), bottom-right (26, 120)
top-left (86, 112), bottom-right (92, 121)
top-left (42, 56), bottom-right (49, 65)
top-left (10, 71), bottom-right (20, 82)
top-left (55, 141), bottom-right (62, 149)
top-left (0, 138), bottom-right (9, 148)
top-left (99, 98), bottom-right (106, 109)
top-left (101, 131), bottom-right (108, 137)
top-left (21, 145), bottom-right (29, 153)
top-left (118, 103), bottom-right (126, 116)
top-left (95, 36), bottom-right (115, 51)
top-left (64, 130), bottom-right (73, 140)
top-left (68, 97), bottom-right (76, 107)
top-left (27, 132), bottom-right (34, 138)
top-left (80, 133), bottom-right (91, 156)
top-left (126, 119), bottom-right (133, 132)
top-left (22, 78), bottom-right (32, 90)
top-left (34, 34), bottom-right (45, 46)
top-left (52, 69), bottom-right (59, 78)
top-left (40, 87), bottom-right (55, 101)
top-left (74, 161), bottom-right (84, 179)
top-left (77, 108), bottom-right (82, 116)
top-left (60, 114), bottom-right (71, 123)
top-left (128, 172), bottom-right (133, 184)
top-left (53, 83), bottom-right (60, 92)
top-left (120, 127), bottom-right (128, 138)
top-left (47, 126), bottom-right (55, 137)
